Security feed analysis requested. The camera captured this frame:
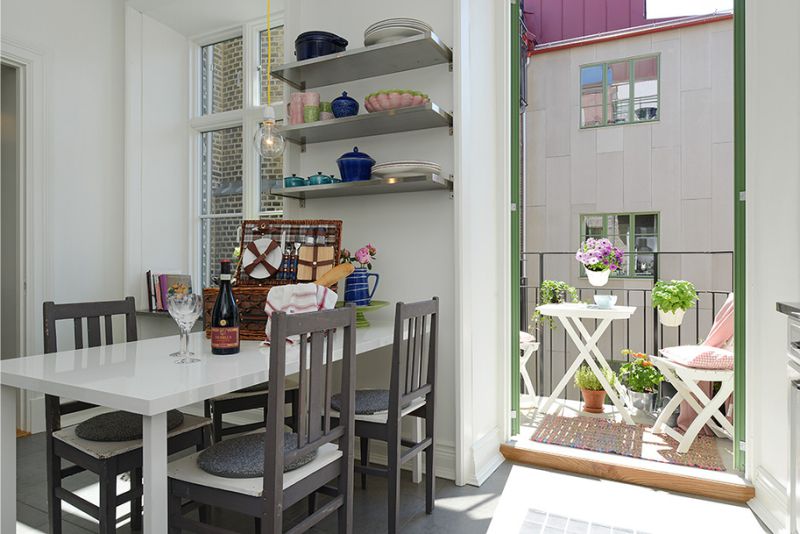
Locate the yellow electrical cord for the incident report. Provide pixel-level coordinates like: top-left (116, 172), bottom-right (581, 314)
top-left (266, 0), bottom-right (272, 107)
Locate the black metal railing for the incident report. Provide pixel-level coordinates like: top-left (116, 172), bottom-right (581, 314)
top-left (520, 251), bottom-right (733, 401)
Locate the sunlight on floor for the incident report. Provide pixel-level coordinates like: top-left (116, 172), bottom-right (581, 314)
top-left (59, 475), bottom-right (133, 528)
top-left (487, 465), bottom-right (766, 534)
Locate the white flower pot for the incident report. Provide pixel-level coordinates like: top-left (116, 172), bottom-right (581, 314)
top-left (658, 308), bottom-right (686, 327)
top-left (585, 268), bottom-right (610, 287)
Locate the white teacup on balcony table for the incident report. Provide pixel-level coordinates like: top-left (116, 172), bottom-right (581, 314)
top-left (0, 317), bottom-right (399, 533)
top-left (535, 302), bottom-right (638, 425)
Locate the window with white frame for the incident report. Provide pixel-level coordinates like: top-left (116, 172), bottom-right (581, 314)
top-left (192, 21), bottom-right (285, 287)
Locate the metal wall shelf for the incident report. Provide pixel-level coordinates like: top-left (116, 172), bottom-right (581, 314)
top-left (280, 102), bottom-right (452, 146)
top-left (270, 173), bottom-right (453, 202)
top-left (272, 32), bottom-right (452, 89)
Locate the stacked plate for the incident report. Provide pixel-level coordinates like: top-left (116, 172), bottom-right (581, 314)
top-left (364, 18), bottom-right (433, 46)
top-left (372, 160), bottom-right (441, 178)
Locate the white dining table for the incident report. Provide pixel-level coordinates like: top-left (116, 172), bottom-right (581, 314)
top-left (536, 303), bottom-right (637, 424)
top-left (0, 318), bottom-right (397, 533)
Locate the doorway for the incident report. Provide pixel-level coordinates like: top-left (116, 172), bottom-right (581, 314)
top-left (506, 1), bottom-right (749, 500)
top-left (1, 62), bottom-right (24, 430)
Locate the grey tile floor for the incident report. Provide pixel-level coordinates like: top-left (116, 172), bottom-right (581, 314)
top-left (15, 432), bottom-right (511, 533)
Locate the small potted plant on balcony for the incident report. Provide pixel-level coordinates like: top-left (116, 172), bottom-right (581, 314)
top-left (652, 279), bottom-right (697, 327)
top-left (531, 279), bottom-right (580, 329)
top-left (576, 238), bottom-right (624, 287)
top-left (619, 350), bottom-right (664, 416)
top-left (574, 365), bottom-right (616, 414)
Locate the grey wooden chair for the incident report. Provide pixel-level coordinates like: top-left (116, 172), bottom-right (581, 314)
top-left (167, 305), bottom-right (357, 534)
top-left (204, 380), bottom-right (300, 443)
top-left (331, 297), bottom-right (438, 534)
top-left (43, 297), bottom-right (211, 534)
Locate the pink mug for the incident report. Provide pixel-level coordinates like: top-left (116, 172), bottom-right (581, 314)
top-left (302, 92), bottom-right (320, 107)
top-left (288, 93), bottom-right (305, 124)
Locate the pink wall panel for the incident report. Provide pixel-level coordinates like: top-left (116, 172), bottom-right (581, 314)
top-left (584, 0), bottom-right (608, 36)
top-left (526, 0), bottom-right (678, 44)
top-left (562, 0), bottom-right (585, 40)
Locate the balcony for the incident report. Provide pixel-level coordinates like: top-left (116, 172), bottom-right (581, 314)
top-left (516, 251), bottom-right (741, 481)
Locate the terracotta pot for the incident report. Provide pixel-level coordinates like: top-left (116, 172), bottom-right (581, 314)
top-left (581, 388), bottom-right (607, 414)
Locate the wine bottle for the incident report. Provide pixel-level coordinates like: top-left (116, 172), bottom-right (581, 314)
top-left (211, 259), bottom-right (240, 355)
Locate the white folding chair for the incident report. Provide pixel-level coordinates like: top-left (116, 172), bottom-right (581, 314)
top-left (650, 355), bottom-right (734, 453)
top-left (520, 331), bottom-right (539, 408)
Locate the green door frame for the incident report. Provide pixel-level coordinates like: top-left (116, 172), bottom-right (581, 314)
top-left (510, 0), bottom-right (522, 436)
top-left (733, 0), bottom-right (746, 471)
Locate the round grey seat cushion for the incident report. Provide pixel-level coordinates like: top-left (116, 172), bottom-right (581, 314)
top-left (196, 432), bottom-right (317, 478)
top-left (75, 410), bottom-right (184, 442)
top-left (330, 389), bottom-right (390, 415)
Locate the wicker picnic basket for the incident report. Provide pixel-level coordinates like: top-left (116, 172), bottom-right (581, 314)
top-left (203, 219), bottom-right (343, 340)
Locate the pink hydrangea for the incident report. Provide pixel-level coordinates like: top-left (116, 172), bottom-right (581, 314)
top-left (355, 247), bottom-right (372, 265)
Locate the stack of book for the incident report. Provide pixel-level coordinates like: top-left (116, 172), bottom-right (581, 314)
top-left (146, 271), bottom-right (192, 312)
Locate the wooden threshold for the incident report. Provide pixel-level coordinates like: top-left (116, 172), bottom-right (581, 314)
top-left (16, 428), bottom-right (30, 438)
top-left (501, 439), bottom-right (755, 504)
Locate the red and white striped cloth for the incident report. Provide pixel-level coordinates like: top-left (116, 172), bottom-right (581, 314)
top-left (263, 283), bottom-right (338, 343)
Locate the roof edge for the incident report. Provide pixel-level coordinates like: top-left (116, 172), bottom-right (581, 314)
top-left (531, 12), bottom-right (733, 56)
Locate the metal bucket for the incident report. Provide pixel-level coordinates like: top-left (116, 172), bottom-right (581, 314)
top-left (628, 390), bottom-right (657, 416)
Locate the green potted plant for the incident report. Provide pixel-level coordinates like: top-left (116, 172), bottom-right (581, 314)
top-left (573, 365), bottom-right (616, 414)
top-left (652, 279), bottom-right (698, 327)
top-left (619, 350), bottom-right (664, 415)
top-left (531, 280), bottom-right (579, 329)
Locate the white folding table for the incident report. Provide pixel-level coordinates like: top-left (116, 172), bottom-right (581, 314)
top-left (0, 319), bottom-right (397, 533)
top-left (536, 303), bottom-right (637, 424)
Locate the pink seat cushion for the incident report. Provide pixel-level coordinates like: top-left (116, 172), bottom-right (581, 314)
top-left (660, 345), bottom-right (734, 370)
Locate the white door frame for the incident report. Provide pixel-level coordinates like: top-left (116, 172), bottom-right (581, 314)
top-left (1, 38), bottom-right (49, 433)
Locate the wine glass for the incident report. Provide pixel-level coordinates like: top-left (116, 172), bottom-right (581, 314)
top-left (167, 293), bottom-right (203, 364)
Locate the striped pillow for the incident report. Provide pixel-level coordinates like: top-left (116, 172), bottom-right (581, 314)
top-left (660, 345), bottom-right (734, 370)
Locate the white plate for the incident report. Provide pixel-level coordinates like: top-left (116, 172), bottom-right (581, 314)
top-left (373, 160), bottom-right (441, 169)
top-left (365, 18), bottom-right (432, 33)
top-left (364, 27), bottom-right (426, 46)
top-left (372, 165), bottom-right (441, 178)
top-left (240, 237), bottom-right (283, 279)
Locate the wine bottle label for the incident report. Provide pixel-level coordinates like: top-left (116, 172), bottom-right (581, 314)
top-left (220, 274), bottom-right (232, 281)
top-left (211, 327), bottom-right (239, 349)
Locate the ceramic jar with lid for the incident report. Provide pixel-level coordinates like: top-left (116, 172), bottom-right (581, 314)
top-left (332, 91), bottom-right (359, 118)
top-left (336, 147), bottom-right (375, 182)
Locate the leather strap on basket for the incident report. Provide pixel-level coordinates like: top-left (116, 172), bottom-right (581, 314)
top-left (297, 246), bottom-right (335, 278)
top-left (244, 240), bottom-right (280, 276)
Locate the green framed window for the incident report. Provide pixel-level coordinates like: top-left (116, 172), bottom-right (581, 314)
top-left (580, 213), bottom-right (659, 278)
top-left (580, 54), bottom-right (660, 128)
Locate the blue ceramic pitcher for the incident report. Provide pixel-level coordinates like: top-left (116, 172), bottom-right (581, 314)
top-left (344, 267), bottom-right (379, 306)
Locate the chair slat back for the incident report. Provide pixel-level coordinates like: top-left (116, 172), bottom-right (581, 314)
top-left (391, 297), bottom-right (439, 413)
top-left (263, 306), bottom-right (357, 503)
top-left (42, 297), bottom-right (138, 431)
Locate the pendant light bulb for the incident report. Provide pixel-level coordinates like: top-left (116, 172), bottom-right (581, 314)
top-left (254, 106), bottom-right (285, 159)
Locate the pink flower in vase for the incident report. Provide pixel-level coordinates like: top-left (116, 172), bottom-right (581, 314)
top-left (355, 247), bottom-right (372, 265)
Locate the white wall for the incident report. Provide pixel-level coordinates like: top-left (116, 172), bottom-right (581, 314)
top-left (1, 0), bottom-right (125, 311)
top-left (745, 0), bottom-right (800, 530)
top-left (123, 6), bottom-right (191, 339)
top-left (282, 0), bottom-right (458, 479)
top-left (526, 19), bottom-right (734, 293)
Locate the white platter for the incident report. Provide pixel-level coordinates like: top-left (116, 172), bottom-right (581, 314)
top-left (364, 27), bottom-right (426, 46)
top-left (240, 237), bottom-right (283, 279)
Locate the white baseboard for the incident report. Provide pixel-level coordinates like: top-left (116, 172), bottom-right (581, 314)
top-left (469, 426), bottom-right (505, 487)
top-left (750, 466), bottom-right (789, 534)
